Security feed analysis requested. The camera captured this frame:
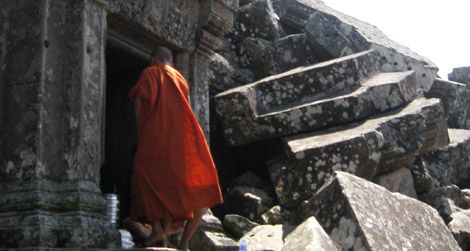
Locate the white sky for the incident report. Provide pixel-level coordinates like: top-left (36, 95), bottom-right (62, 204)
top-left (321, 0), bottom-right (470, 79)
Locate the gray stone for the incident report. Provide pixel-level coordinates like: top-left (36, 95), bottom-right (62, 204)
top-left (215, 50), bottom-right (388, 145)
top-left (411, 157), bottom-right (439, 195)
top-left (281, 217), bottom-right (339, 251)
top-left (420, 185), bottom-right (470, 223)
top-left (226, 186), bottom-right (275, 221)
top-left (239, 37), bottom-right (274, 79)
top-left (223, 214), bottom-right (259, 239)
top-left (260, 206), bottom-right (284, 225)
top-left (374, 167), bottom-right (417, 198)
top-left (421, 129), bottom-right (470, 188)
top-left (270, 34), bottom-right (320, 75)
top-left (239, 225), bottom-right (284, 251)
top-left (448, 210), bottom-right (470, 251)
top-left (426, 78), bottom-right (470, 129)
top-left (199, 209), bottom-right (225, 233)
top-left (298, 171), bottom-right (461, 251)
top-left (232, 0), bottom-right (281, 43)
top-left (281, 0), bottom-right (438, 91)
top-left (270, 98), bottom-right (448, 207)
top-left (189, 231), bottom-right (239, 251)
top-left (449, 66), bottom-right (470, 85)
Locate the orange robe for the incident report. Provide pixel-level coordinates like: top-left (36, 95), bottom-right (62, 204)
top-left (128, 64), bottom-right (223, 223)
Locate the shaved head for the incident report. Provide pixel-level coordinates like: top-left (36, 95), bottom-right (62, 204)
top-left (150, 46), bottom-right (173, 65)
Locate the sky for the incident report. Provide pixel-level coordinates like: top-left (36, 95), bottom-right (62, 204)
top-left (321, 0), bottom-right (470, 79)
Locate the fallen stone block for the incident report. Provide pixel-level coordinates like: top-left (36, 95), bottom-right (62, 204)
top-left (260, 205), bottom-right (283, 225)
top-left (449, 66), bottom-right (470, 85)
top-left (426, 78), bottom-right (470, 129)
top-left (223, 214), bottom-right (259, 239)
top-left (448, 210), bottom-right (470, 251)
top-left (226, 186), bottom-right (275, 221)
top-left (232, 0), bottom-right (281, 43)
top-left (374, 167), bottom-right (417, 198)
top-left (239, 225), bottom-right (284, 251)
top-left (420, 185), bottom-right (470, 223)
top-left (216, 53), bottom-right (425, 146)
top-left (270, 98), bottom-right (448, 207)
top-left (421, 129), bottom-right (470, 187)
top-left (271, 34), bottom-right (320, 75)
top-left (281, 0), bottom-right (438, 91)
top-left (411, 157), bottom-right (438, 195)
top-left (189, 230), bottom-right (239, 251)
top-left (297, 171), bottom-right (461, 251)
top-left (281, 216), bottom-right (339, 251)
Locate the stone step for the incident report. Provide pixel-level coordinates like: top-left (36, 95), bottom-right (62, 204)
top-left (268, 98), bottom-right (448, 208)
top-left (216, 70), bottom-right (418, 146)
top-left (421, 128), bottom-right (470, 188)
top-left (216, 50), bottom-right (381, 116)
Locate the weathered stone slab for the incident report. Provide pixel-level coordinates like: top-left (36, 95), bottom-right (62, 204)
top-left (297, 171), bottom-right (461, 251)
top-left (239, 225), bottom-right (284, 251)
top-left (280, 0), bottom-right (438, 91)
top-left (281, 217), bottom-right (339, 251)
top-left (448, 210), bottom-right (470, 251)
top-left (270, 98), bottom-right (447, 207)
top-left (217, 49), bottom-right (381, 115)
top-left (426, 78), bottom-right (470, 129)
top-left (226, 186), bottom-right (275, 221)
top-left (421, 129), bottom-right (470, 188)
top-left (374, 167), bottom-right (417, 198)
top-left (223, 214), bottom-right (259, 239)
top-left (216, 54), bottom-right (426, 146)
top-left (232, 0), bottom-right (281, 43)
top-left (449, 66), bottom-right (470, 85)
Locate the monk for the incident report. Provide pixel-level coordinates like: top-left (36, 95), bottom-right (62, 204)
top-left (127, 46), bottom-right (223, 249)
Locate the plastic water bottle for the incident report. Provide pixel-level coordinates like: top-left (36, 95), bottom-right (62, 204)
top-left (239, 239), bottom-right (247, 251)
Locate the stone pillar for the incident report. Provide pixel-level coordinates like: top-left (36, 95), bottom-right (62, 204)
top-left (190, 0), bottom-right (234, 139)
top-left (0, 0), bottom-right (118, 248)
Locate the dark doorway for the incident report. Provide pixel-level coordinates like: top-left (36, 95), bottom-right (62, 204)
top-left (101, 41), bottom-right (148, 224)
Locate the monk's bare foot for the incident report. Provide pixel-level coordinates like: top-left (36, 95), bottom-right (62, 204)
top-left (144, 232), bottom-right (168, 247)
top-left (122, 218), bottom-right (151, 242)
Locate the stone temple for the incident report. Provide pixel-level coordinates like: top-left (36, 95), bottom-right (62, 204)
top-left (1, 0), bottom-right (470, 250)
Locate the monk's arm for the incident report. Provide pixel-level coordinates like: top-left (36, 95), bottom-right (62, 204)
top-left (134, 97), bottom-right (142, 135)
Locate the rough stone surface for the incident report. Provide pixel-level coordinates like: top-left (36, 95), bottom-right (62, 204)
top-left (448, 210), bottom-right (470, 251)
top-left (298, 171), bottom-right (461, 251)
top-left (226, 186), bottom-right (275, 221)
top-left (239, 225), bottom-right (284, 251)
top-left (374, 168), bottom-right (417, 198)
top-left (420, 185), bottom-right (470, 223)
top-left (281, 217), bottom-right (339, 251)
top-left (223, 214), bottom-right (259, 239)
top-left (421, 129), bottom-right (470, 188)
top-left (426, 78), bottom-right (470, 129)
top-left (411, 157), bottom-right (438, 195)
top-left (260, 205), bottom-right (284, 225)
top-left (216, 51), bottom-right (408, 145)
top-left (232, 0), bottom-right (281, 43)
top-left (281, 0), bottom-right (438, 91)
top-left (189, 230), bottom-right (239, 251)
top-left (270, 98), bottom-right (448, 207)
top-left (449, 66), bottom-right (470, 85)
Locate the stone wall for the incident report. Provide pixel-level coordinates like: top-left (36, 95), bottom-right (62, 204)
top-left (0, 0), bottom-right (234, 248)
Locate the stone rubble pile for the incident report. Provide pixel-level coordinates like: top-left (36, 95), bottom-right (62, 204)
top-left (190, 0), bottom-right (470, 250)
